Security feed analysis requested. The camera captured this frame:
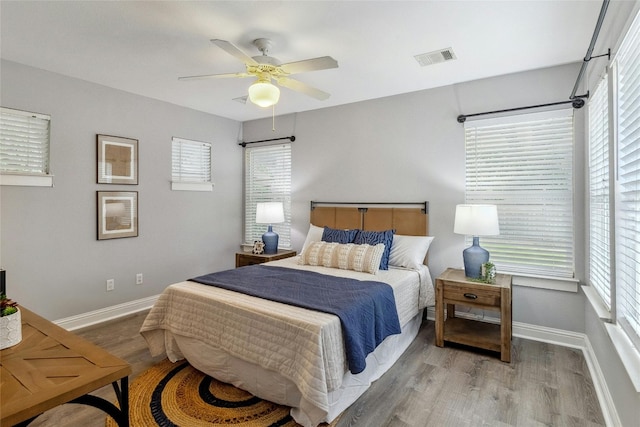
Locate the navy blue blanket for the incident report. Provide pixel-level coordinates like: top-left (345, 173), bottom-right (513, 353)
top-left (190, 265), bottom-right (401, 374)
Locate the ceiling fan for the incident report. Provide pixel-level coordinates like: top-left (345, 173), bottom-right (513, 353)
top-left (179, 38), bottom-right (338, 107)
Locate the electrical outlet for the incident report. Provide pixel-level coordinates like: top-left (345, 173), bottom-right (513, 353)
top-left (106, 279), bottom-right (115, 291)
top-left (136, 273), bottom-right (143, 285)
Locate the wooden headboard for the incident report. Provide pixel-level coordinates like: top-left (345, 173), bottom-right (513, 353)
top-left (309, 201), bottom-right (429, 236)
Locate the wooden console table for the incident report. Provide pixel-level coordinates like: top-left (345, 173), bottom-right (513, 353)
top-left (0, 307), bottom-right (131, 426)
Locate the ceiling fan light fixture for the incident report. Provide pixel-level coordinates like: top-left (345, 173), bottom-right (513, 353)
top-left (248, 79), bottom-right (280, 108)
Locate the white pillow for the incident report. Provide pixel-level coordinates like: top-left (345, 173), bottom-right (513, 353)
top-left (300, 224), bottom-right (324, 255)
top-left (388, 235), bottom-right (435, 269)
top-left (298, 241), bottom-right (385, 275)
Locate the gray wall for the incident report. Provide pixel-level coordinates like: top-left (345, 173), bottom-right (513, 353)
top-left (0, 60), bottom-right (243, 320)
top-left (243, 62), bottom-right (587, 333)
top-left (2, 58), bottom-right (587, 331)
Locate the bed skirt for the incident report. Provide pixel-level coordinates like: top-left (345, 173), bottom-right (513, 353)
top-left (170, 310), bottom-right (423, 427)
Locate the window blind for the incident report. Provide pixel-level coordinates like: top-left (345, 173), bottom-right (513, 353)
top-left (588, 75), bottom-right (612, 309)
top-left (0, 107), bottom-right (50, 175)
top-left (244, 143), bottom-right (291, 248)
top-left (614, 10), bottom-right (640, 345)
top-left (464, 109), bottom-right (575, 278)
top-left (171, 137), bottom-right (212, 183)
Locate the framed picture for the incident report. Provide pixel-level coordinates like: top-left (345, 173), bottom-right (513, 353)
top-left (97, 191), bottom-right (138, 240)
top-left (97, 134), bottom-right (138, 184)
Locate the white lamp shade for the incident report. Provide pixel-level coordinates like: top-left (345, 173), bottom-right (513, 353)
top-left (248, 80), bottom-right (280, 108)
top-left (256, 202), bottom-right (285, 224)
top-left (454, 204), bottom-right (500, 236)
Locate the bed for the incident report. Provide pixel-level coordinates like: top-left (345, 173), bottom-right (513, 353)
top-left (140, 202), bottom-right (435, 427)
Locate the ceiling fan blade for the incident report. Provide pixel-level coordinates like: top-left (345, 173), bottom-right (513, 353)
top-left (211, 39), bottom-right (258, 65)
top-left (280, 56), bottom-right (338, 75)
top-left (178, 72), bottom-right (251, 81)
top-left (277, 77), bottom-right (330, 101)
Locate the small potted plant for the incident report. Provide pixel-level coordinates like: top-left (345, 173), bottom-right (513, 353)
top-left (481, 262), bottom-right (496, 284)
top-left (0, 293), bottom-right (21, 350)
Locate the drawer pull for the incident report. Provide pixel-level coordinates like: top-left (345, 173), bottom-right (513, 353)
top-left (464, 293), bottom-right (478, 300)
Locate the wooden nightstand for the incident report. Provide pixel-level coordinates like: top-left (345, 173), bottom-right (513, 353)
top-left (235, 249), bottom-right (297, 268)
top-left (435, 268), bottom-right (512, 362)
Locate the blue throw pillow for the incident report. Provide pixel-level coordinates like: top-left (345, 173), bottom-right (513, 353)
top-left (354, 229), bottom-right (395, 270)
top-left (322, 226), bottom-right (358, 244)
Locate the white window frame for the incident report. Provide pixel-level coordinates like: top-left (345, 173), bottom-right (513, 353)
top-left (171, 137), bottom-right (214, 192)
top-left (0, 107), bottom-right (53, 187)
top-left (587, 73), bottom-right (613, 312)
top-left (463, 109), bottom-right (575, 280)
top-left (612, 9), bottom-right (640, 352)
top-left (243, 143), bottom-right (292, 249)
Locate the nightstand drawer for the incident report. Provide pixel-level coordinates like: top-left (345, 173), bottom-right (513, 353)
top-left (442, 282), bottom-right (500, 307)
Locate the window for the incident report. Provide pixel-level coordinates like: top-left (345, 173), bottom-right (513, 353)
top-left (171, 137), bottom-right (213, 191)
top-left (587, 8), bottom-right (640, 362)
top-left (613, 9), bottom-right (640, 347)
top-left (244, 143), bottom-right (291, 248)
top-left (464, 109), bottom-right (575, 279)
top-left (0, 107), bottom-right (52, 187)
top-left (588, 74), bottom-right (612, 310)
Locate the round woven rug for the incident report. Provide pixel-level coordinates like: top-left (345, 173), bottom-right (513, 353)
top-left (105, 358), bottom-right (300, 427)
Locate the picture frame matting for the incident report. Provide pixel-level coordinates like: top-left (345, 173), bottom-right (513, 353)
top-left (97, 191), bottom-right (138, 240)
top-left (97, 134), bottom-right (138, 184)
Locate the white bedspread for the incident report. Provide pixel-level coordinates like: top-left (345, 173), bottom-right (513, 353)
top-left (140, 257), bottom-right (434, 421)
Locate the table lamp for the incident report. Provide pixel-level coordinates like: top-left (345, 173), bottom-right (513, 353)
top-left (255, 202), bottom-right (285, 254)
top-left (454, 204), bottom-right (500, 278)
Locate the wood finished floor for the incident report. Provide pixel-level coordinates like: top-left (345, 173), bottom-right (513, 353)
top-left (26, 311), bottom-right (605, 427)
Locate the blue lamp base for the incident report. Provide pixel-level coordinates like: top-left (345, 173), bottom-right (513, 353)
top-left (462, 236), bottom-right (490, 278)
top-left (262, 225), bottom-right (279, 254)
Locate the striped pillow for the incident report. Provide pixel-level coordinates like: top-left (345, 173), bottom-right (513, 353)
top-left (321, 226), bottom-right (358, 244)
top-left (298, 241), bottom-right (385, 274)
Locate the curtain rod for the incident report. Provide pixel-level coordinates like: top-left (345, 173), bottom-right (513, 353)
top-left (456, 95), bottom-right (589, 123)
top-left (238, 135), bottom-right (295, 147)
top-left (457, 0), bottom-right (610, 124)
top-left (570, 0), bottom-right (610, 100)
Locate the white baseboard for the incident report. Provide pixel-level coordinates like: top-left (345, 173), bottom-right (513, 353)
top-left (425, 307), bottom-right (620, 427)
top-left (53, 294), bottom-right (159, 331)
top-left (581, 334), bottom-right (622, 427)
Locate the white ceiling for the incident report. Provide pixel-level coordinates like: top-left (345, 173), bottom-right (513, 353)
top-left (1, 1), bottom-right (603, 122)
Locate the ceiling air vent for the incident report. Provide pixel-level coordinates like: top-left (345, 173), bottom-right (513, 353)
top-left (414, 47), bottom-right (457, 67)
